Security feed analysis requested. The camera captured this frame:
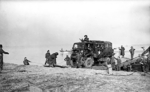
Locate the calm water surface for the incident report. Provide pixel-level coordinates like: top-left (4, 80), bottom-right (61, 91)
top-left (3, 45), bottom-right (149, 66)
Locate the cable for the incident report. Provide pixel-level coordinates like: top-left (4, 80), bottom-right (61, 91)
top-left (95, 72), bottom-right (135, 76)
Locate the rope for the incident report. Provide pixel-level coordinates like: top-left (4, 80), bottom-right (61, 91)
top-left (29, 62), bottom-right (44, 65)
top-left (95, 72), bottom-right (135, 76)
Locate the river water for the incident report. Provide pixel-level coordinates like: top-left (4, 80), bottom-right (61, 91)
top-left (3, 45), bottom-right (149, 66)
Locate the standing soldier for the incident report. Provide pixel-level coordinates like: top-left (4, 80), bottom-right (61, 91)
top-left (0, 44), bottom-right (9, 71)
top-left (110, 53), bottom-right (116, 70)
top-left (119, 45), bottom-right (125, 58)
top-left (44, 50), bottom-right (50, 65)
top-left (84, 35), bottom-right (89, 42)
top-left (71, 50), bottom-right (79, 68)
top-left (80, 35), bottom-right (89, 42)
top-left (115, 56), bottom-right (122, 71)
top-left (129, 46), bottom-right (135, 60)
top-left (23, 57), bottom-right (31, 65)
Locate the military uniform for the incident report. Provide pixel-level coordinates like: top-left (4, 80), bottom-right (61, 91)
top-left (84, 35), bottom-right (89, 42)
top-left (52, 52), bottom-right (58, 65)
top-left (23, 58), bottom-right (31, 65)
top-left (110, 56), bottom-right (116, 70)
top-left (119, 46), bottom-right (125, 57)
top-left (116, 58), bottom-right (121, 71)
top-left (0, 45), bottom-right (9, 70)
top-left (129, 46), bottom-right (135, 60)
top-left (45, 50), bottom-right (51, 65)
top-left (71, 50), bottom-right (80, 68)
top-left (64, 55), bottom-right (72, 66)
top-left (47, 52), bottom-right (58, 66)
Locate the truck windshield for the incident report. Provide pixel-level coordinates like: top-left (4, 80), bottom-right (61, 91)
top-left (73, 43), bottom-right (84, 50)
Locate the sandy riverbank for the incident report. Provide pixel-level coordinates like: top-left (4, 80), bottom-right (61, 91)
top-left (0, 63), bottom-right (150, 92)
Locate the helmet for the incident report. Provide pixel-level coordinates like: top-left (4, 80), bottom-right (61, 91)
top-left (84, 35), bottom-right (87, 37)
top-left (55, 52), bottom-right (59, 55)
top-left (0, 44), bottom-right (2, 48)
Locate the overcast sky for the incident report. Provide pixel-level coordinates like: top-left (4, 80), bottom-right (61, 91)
top-left (0, 0), bottom-right (150, 64)
top-left (0, 0), bottom-right (150, 49)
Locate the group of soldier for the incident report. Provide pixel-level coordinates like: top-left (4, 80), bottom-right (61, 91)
top-left (0, 35), bottom-right (150, 73)
top-left (64, 46), bottom-right (150, 72)
top-left (82, 35), bottom-right (136, 61)
top-left (23, 50), bottom-right (59, 66)
top-left (63, 34), bottom-right (150, 73)
top-left (44, 50), bottom-right (59, 67)
top-left (117, 46), bottom-right (150, 72)
top-left (0, 44), bottom-right (59, 72)
top-left (119, 45), bottom-right (135, 60)
top-left (110, 55), bottom-right (122, 71)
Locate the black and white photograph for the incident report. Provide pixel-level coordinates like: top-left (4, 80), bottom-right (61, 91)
top-left (0, 0), bottom-right (150, 92)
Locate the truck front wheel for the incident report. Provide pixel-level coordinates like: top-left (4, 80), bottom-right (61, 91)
top-left (84, 57), bottom-right (94, 68)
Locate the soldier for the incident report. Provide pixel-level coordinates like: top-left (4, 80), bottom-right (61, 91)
top-left (84, 35), bottom-right (89, 42)
top-left (84, 48), bottom-right (93, 57)
top-left (0, 44), bottom-right (9, 71)
top-left (71, 50), bottom-right (80, 68)
top-left (23, 57), bottom-right (31, 65)
top-left (115, 56), bottom-right (122, 71)
top-left (48, 52), bottom-right (59, 67)
top-left (111, 53), bottom-right (116, 70)
top-left (64, 55), bottom-right (71, 66)
top-left (127, 63), bottom-right (132, 72)
top-left (129, 46), bottom-right (135, 60)
top-left (52, 52), bottom-right (58, 65)
top-left (119, 45), bottom-right (125, 58)
top-left (44, 50), bottom-right (50, 65)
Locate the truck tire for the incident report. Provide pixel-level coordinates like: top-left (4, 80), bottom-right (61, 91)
top-left (84, 57), bottom-right (94, 68)
top-left (80, 57), bottom-right (85, 65)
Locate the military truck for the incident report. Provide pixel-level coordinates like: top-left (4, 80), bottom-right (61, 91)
top-left (70, 40), bottom-right (114, 68)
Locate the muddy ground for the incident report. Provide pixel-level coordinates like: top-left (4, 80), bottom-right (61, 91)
top-left (0, 63), bottom-right (150, 92)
